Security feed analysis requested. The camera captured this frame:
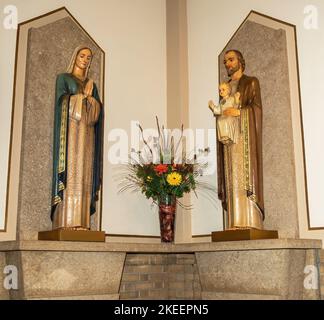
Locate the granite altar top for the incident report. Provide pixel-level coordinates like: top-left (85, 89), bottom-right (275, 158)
top-left (0, 238), bottom-right (322, 252)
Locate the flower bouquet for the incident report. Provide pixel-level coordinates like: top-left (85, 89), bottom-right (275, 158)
top-left (118, 117), bottom-right (214, 242)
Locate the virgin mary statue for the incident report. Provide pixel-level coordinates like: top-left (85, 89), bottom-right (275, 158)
top-left (51, 46), bottom-right (104, 230)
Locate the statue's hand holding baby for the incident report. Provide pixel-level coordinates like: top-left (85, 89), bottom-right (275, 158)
top-left (223, 108), bottom-right (240, 117)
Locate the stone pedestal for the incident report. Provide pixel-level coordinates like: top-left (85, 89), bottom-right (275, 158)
top-left (212, 229), bottom-right (278, 242)
top-left (38, 230), bottom-right (106, 242)
top-left (0, 241), bottom-right (125, 300)
top-left (0, 239), bottom-right (322, 300)
top-left (196, 239), bottom-right (322, 300)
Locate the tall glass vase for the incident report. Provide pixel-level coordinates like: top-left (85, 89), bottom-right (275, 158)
top-left (158, 194), bottom-right (176, 243)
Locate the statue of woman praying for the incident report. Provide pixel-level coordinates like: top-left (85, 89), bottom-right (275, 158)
top-left (51, 46), bottom-right (104, 230)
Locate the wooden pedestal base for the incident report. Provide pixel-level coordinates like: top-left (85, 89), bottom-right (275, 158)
top-left (38, 229), bottom-right (106, 242)
top-left (211, 229), bottom-right (278, 242)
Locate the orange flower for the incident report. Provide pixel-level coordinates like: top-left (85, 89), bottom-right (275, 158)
top-left (154, 164), bottom-right (168, 175)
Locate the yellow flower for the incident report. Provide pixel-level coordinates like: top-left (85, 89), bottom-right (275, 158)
top-left (147, 176), bottom-right (153, 182)
top-left (167, 172), bottom-right (182, 186)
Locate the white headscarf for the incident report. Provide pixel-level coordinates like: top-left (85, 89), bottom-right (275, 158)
top-left (66, 45), bottom-right (93, 80)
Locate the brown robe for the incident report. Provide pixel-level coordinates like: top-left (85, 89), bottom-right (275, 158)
top-left (217, 74), bottom-right (264, 225)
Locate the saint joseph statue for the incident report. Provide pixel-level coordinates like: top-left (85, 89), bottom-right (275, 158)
top-left (210, 50), bottom-right (264, 230)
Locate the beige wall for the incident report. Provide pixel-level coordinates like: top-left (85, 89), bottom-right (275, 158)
top-left (187, 0), bottom-right (324, 240)
top-left (0, 0), bottom-right (166, 237)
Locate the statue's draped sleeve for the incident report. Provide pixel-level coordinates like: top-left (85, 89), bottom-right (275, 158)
top-left (52, 74), bottom-right (69, 218)
top-left (240, 76), bottom-right (264, 218)
top-left (91, 83), bottom-right (104, 215)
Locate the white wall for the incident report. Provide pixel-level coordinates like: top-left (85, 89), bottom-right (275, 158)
top-left (187, 0), bottom-right (324, 235)
top-left (0, 0), bottom-right (166, 235)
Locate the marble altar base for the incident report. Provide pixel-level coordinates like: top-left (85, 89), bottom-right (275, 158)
top-left (0, 239), bottom-right (321, 300)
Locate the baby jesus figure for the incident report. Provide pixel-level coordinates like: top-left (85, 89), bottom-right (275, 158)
top-left (208, 82), bottom-right (240, 145)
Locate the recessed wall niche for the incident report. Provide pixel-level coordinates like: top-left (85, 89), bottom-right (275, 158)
top-left (218, 11), bottom-right (308, 238)
top-left (3, 7), bottom-right (105, 241)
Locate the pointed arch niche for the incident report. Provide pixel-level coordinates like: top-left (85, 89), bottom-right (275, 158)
top-left (219, 11), bottom-right (313, 240)
top-left (1, 7), bottom-right (105, 241)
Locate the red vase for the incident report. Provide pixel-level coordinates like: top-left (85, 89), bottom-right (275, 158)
top-left (158, 195), bottom-right (176, 243)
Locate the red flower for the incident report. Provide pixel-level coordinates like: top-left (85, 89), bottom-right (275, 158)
top-left (154, 164), bottom-right (168, 175)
